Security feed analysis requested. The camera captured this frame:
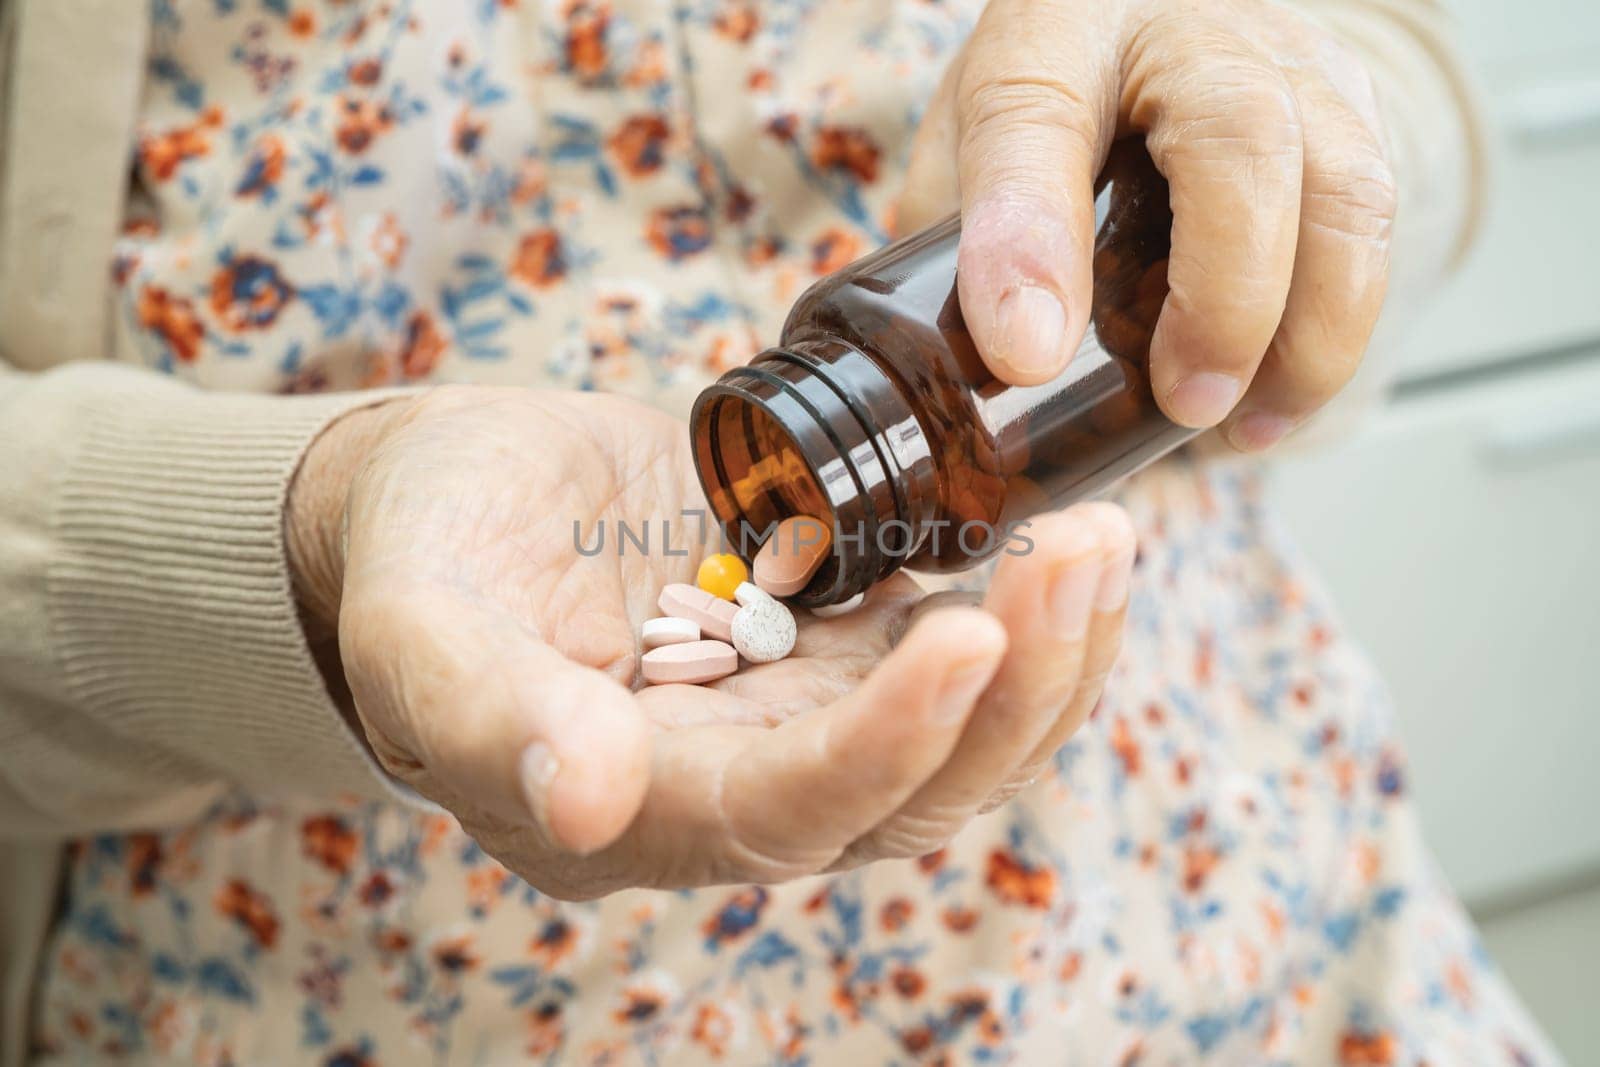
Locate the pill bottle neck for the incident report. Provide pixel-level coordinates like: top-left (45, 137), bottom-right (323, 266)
top-left (689, 335), bottom-right (941, 606)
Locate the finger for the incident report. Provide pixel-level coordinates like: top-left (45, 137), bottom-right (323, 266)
top-left (1219, 87), bottom-right (1395, 451)
top-left (953, 0), bottom-right (1116, 384)
top-left (1122, 13), bottom-right (1306, 428)
top-left (836, 506), bottom-right (1113, 865)
top-left (897, 51), bottom-right (964, 236)
top-left (717, 607), bottom-right (1007, 872)
top-left (1007, 502), bottom-right (1136, 779)
top-left (340, 582), bottom-right (651, 855)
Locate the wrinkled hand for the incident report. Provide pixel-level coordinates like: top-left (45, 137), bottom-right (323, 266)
top-left (899, 0), bottom-right (1396, 450)
top-left (287, 387), bottom-right (1136, 899)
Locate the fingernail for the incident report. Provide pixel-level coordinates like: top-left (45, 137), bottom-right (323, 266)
top-left (518, 742), bottom-right (561, 835)
top-left (935, 650), bottom-right (1000, 723)
top-left (1049, 553), bottom-right (1101, 640)
top-left (1094, 540), bottom-right (1137, 612)
top-left (1167, 372), bottom-right (1243, 428)
top-left (1226, 412), bottom-right (1294, 452)
top-left (991, 285), bottom-right (1067, 381)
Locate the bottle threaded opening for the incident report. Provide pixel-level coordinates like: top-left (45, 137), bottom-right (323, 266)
top-left (689, 338), bottom-right (937, 606)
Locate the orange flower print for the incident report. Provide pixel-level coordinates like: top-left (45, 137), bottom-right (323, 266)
top-left (701, 887), bottom-right (768, 950)
top-left (464, 864), bottom-right (511, 917)
top-left (765, 111), bottom-right (798, 143)
top-left (398, 310), bottom-right (447, 379)
top-left (879, 897), bottom-right (915, 932)
top-left (347, 56), bottom-right (383, 87)
top-left (810, 125), bottom-right (880, 183)
top-left (357, 871), bottom-right (396, 908)
top-left (214, 879), bottom-right (280, 950)
top-left (941, 905), bottom-right (979, 933)
top-left (648, 205), bottom-right (713, 261)
top-left (614, 985), bottom-right (667, 1025)
top-left (758, 1005), bottom-right (808, 1061)
top-left (209, 254), bottom-right (295, 332)
top-left (690, 1002), bottom-right (734, 1058)
top-left (607, 114), bottom-right (671, 178)
top-left (139, 106), bottom-right (224, 182)
top-left (809, 226), bottom-right (861, 274)
top-left (742, 234), bottom-right (783, 268)
top-left (510, 229), bottom-right (568, 288)
top-left (431, 935), bottom-right (479, 976)
top-left (452, 107), bottom-right (487, 156)
top-left (286, 8), bottom-right (316, 38)
top-left (1181, 843), bottom-right (1222, 894)
top-left (899, 1024), bottom-right (935, 1057)
top-left (370, 926), bottom-right (411, 957)
top-left (890, 965), bottom-right (926, 999)
top-left (126, 834), bottom-right (163, 897)
top-left (528, 916), bottom-right (581, 969)
top-left (1338, 1029), bottom-right (1397, 1065)
top-left (235, 134), bottom-right (286, 199)
top-left (985, 848), bottom-right (1056, 908)
top-left (136, 285), bottom-right (205, 363)
top-left (334, 94), bottom-right (395, 154)
top-left (299, 814), bottom-right (358, 876)
top-left (526, 1001), bottom-right (565, 1057)
top-left (712, 3), bottom-right (760, 42)
top-left (1111, 715), bottom-right (1142, 776)
top-left (562, 1), bottom-right (611, 81)
top-left (369, 213), bottom-right (408, 268)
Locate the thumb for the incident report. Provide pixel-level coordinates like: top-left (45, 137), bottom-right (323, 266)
top-left (340, 582), bottom-right (651, 855)
top-left (953, 0), bottom-right (1112, 385)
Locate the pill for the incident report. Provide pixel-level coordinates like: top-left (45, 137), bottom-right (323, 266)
top-left (753, 515), bottom-right (832, 598)
top-left (730, 582), bottom-right (797, 664)
top-left (640, 640), bottom-right (739, 685)
top-left (810, 592), bottom-right (865, 619)
top-left (657, 583), bottom-right (738, 643)
top-left (695, 553), bottom-right (749, 601)
top-left (641, 616), bottom-right (700, 650)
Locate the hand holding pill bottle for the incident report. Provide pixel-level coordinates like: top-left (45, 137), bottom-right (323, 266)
top-left (691, 140), bottom-right (1181, 607)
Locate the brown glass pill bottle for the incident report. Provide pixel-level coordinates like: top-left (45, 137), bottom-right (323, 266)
top-left (690, 140), bottom-right (1193, 607)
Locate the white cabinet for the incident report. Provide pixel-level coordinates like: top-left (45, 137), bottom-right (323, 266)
top-left (1390, 0), bottom-right (1600, 383)
top-left (1265, 352), bottom-right (1600, 905)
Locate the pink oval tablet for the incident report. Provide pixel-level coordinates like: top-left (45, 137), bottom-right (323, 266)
top-left (753, 515), bottom-right (832, 598)
top-left (641, 640), bottom-right (739, 685)
top-left (657, 583), bottom-right (738, 642)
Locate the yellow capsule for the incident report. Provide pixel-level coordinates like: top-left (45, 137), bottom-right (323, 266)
top-left (696, 553), bottom-right (749, 601)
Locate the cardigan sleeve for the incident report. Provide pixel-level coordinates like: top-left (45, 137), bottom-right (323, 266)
top-left (0, 362), bottom-right (424, 835)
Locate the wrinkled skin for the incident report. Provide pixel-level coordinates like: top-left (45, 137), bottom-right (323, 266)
top-left (898, 0), bottom-right (1397, 449)
top-left (290, 388), bottom-right (1135, 900)
top-left (287, 0), bottom-right (1397, 899)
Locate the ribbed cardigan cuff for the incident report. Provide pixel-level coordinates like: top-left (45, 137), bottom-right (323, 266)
top-left (48, 384), bottom-right (423, 806)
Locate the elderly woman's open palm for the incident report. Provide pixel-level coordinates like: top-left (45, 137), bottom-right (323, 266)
top-left (286, 386), bottom-right (1135, 900)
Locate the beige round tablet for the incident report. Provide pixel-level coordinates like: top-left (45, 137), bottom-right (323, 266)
top-left (641, 616), bottom-right (699, 650)
top-left (657, 583), bottom-right (738, 643)
top-left (753, 515), bottom-right (832, 598)
top-left (730, 583), bottom-right (797, 664)
top-left (640, 640), bottom-right (739, 685)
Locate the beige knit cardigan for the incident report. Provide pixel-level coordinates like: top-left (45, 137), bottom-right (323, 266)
top-left (0, 0), bottom-right (1486, 1060)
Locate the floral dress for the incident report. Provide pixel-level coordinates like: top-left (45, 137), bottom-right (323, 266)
top-left (30, 2), bottom-right (1558, 1064)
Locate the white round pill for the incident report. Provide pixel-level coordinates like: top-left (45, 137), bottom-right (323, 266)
top-left (641, 616), bottom-right (700, 650)
top-left (810, 592), bottom-right (865, 619)
top-left (730, 584), bottom-right (797, 664)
